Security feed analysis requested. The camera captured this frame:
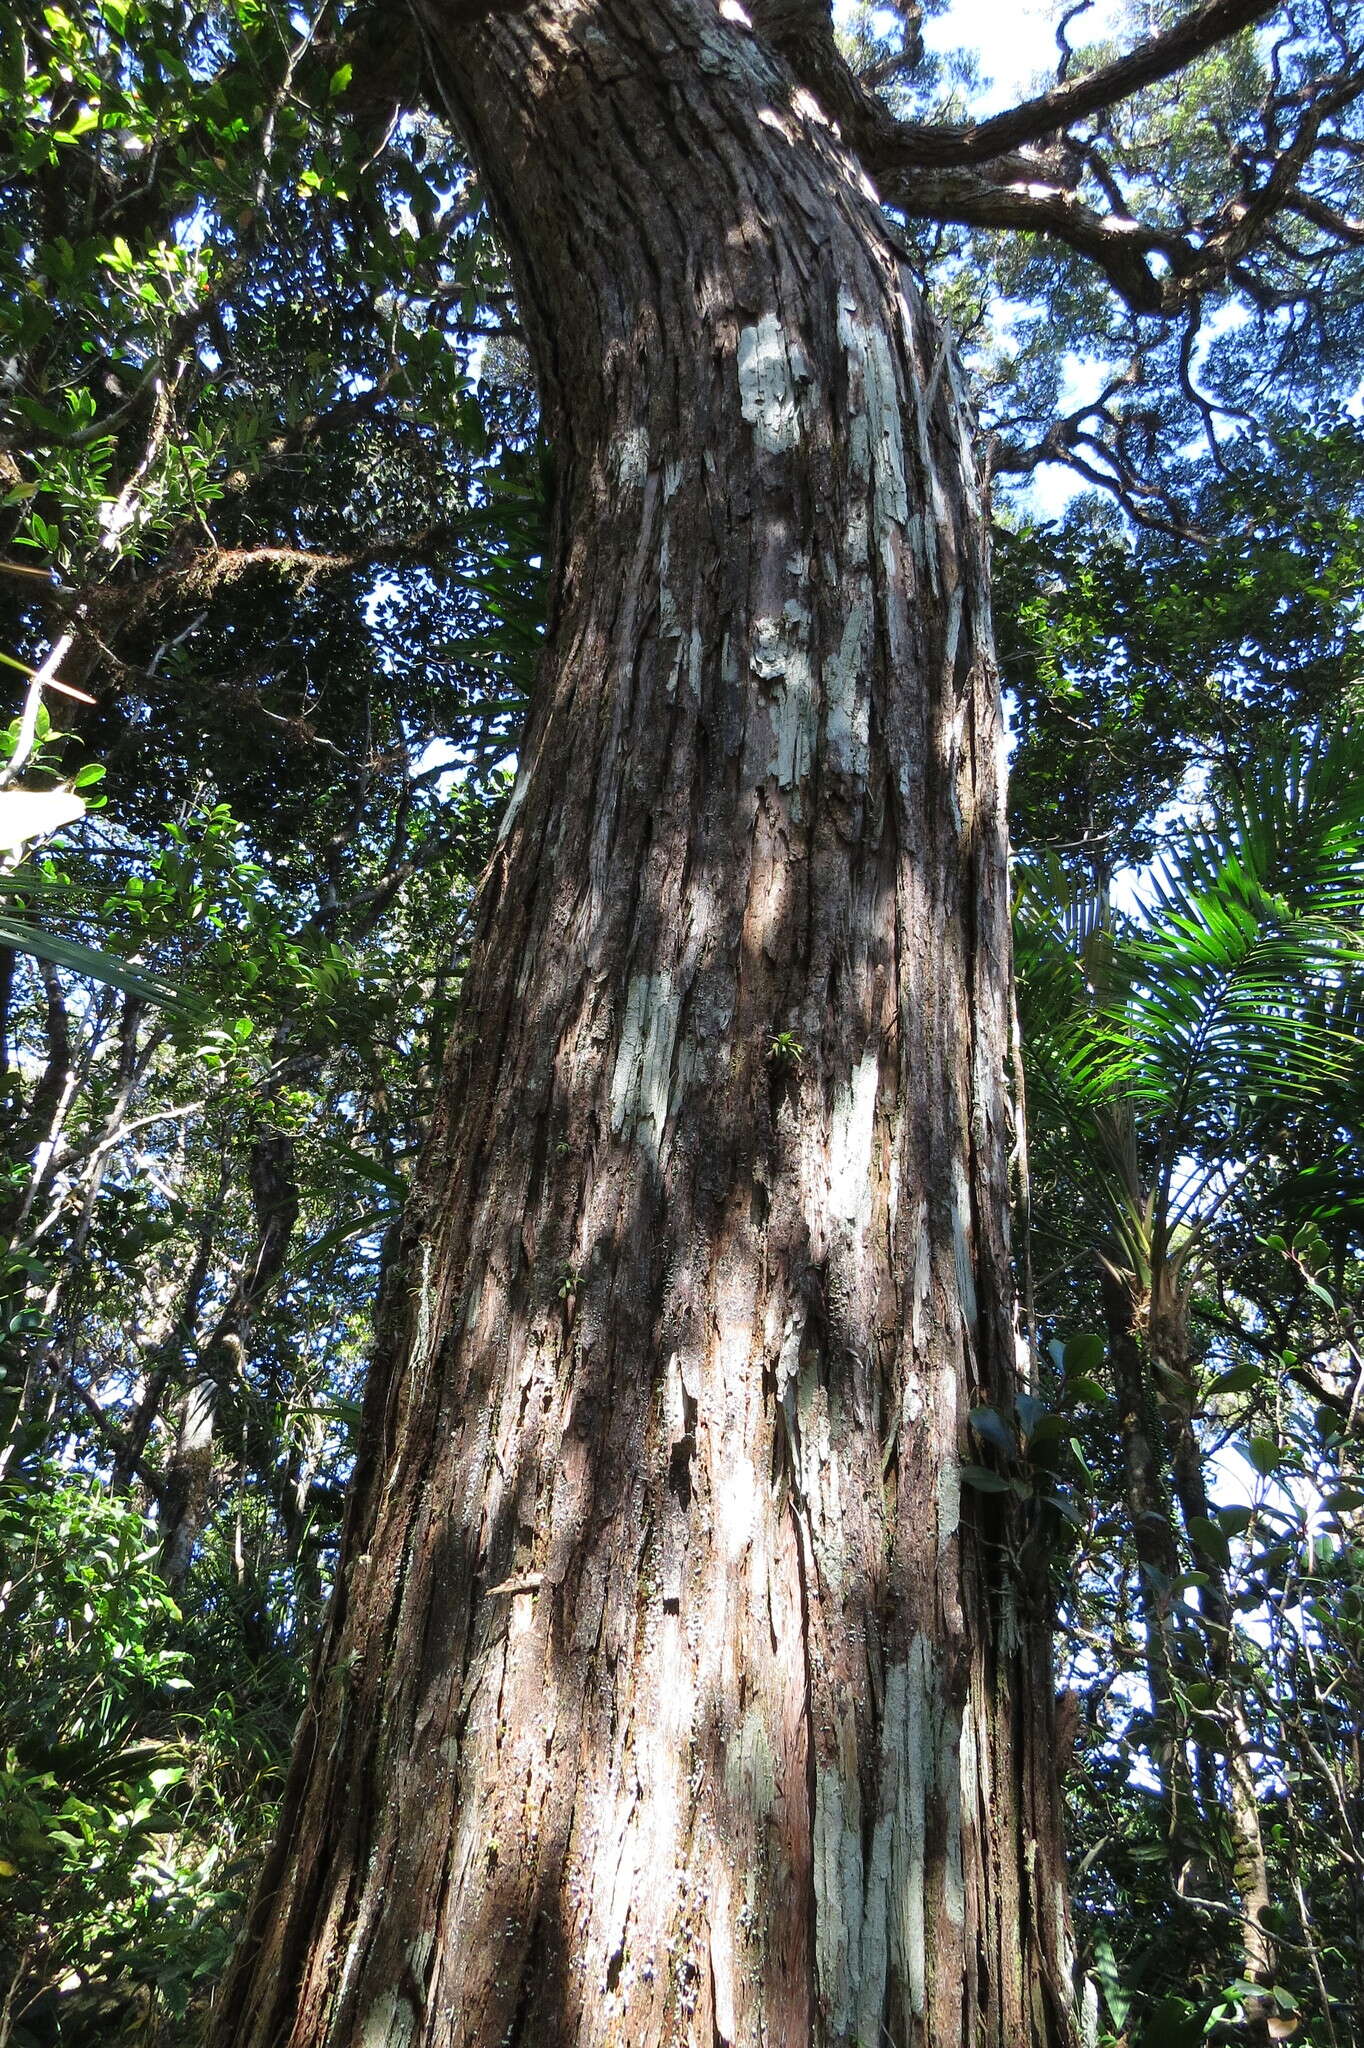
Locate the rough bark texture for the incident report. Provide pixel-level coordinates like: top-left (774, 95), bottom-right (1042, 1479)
top-left (211, 5), bottom-right (1076, 2043)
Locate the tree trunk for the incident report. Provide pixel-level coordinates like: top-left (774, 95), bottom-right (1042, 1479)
top-left (1163, 1327), bottom-right (1275, 2016)
top-left (1101, 1272), bottom-right (1192, 1837)
top-left (211, 5), bottom-right (1076, 2043)
top-left (1105, 1264), bottom-right (1275, 2030)
top-left (159, 1125), bottom-right (299, 1590)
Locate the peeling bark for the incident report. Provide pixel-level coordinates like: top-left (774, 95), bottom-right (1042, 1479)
top-left (211, 6), bottom-right (1076, 2044)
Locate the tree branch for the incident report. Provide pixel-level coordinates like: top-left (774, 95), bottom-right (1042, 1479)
top-left (883, 163), bottom-right (1174, 312)
top-left (868, 0), bottom-right (1280, 169)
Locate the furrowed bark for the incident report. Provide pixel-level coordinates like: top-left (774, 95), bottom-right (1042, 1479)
top-left (211, 5), bottom-right (1076, 2043)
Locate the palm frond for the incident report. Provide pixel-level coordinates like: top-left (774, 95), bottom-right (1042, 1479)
top-left (0, 915), bottom-right (206, 1020)
top-left (1015, 719), bottom-right (1364, 1239)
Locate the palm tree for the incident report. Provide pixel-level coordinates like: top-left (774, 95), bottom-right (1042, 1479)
top-left (1015, 722), bottom-right (1364, 2024)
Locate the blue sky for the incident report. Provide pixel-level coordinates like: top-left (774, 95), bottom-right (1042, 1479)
top-left (852, 2), bottom-right (1133, 515)
top-left (864, 0), bottom-right (1125, 108)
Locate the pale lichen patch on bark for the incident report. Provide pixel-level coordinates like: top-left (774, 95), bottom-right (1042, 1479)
top-left (358, 1989), bottom-right (417, 2048)
top-left (609, 971), bottom-right (681, 1162)
top-left (796, 1360), bottom-right (846, 1599)
top-left (829, 1049), bottom-right (879, 1230)
top-left (941, 1703), bottom-right (967, 1930)
top-left (951, 1156), bottom-right (979, 1335)
top-left (894, 1637), bottom-right (933, 2018)
top-left (708, 1863), bottom-right (738, 2044)
top-left (773, 1309), bottom-right (802, 1493)
top-left (681, 623), bottom-right (703, 702)
top-left (942, 577), bottom-right (965, 681)
top-left (725, 1705), bottom-right (777, 1821)
top-left (853, 1636), bottom-right (935, 2039)
top-left (836, 293), bottom-right (909, 533)
top-left (823, 598), bottom-right (872, 780)
top-left (494, 758), bottom-right (531, 847)
top-left (696, 6), bottom-right (775, 90)
top-left (657, 517), bottom-right (682, 658)
top-left (813, 1755), bottom-right (865, 2037)
top-left (955, 1699), bottom-right (978, 1928)
top-left (937, 1452), bottom-right (961, 1557)
top-left (736, 312), bottom-right (808, 455)
top-left (908, 1198), bottom-right (931, 1355)
top-left (612, 423), bottom-right (649, 487)
top-left (751, 604), bottom-right (817, 792)
top-left (410, 1240), bottom-right (436, 1385)
top-left (716, 1438), bottom-right (762, 1563)
top-left (1055, 1877), bottom-right (1076, 1992)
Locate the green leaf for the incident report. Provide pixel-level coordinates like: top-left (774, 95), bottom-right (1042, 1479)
top-left (969, 1406), bottom-right (1016, 1458)
top-left (0, 915), bottom-right (205, 1018)
top-left (1136, 1993), bottom-right (1204, 2047)
top-left (1063, 1333), bottom-right (1106, 1377)
top-left (311, 1137), bottom-right (408, 1195)
top-left (1188, 1515), bottom-right (1231, 1567)
top-left (959, 1464), bottom-right (1012, 1494)
top-left (1042, 1492), bottom-right (1083, 1527)
top-left (1014, 1392), bottom-right (1046, 1440)
top-left (295, 1207), bottom-right (394, 1273)
top-left (1206, 1362), bottom-right (1262, 1398)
